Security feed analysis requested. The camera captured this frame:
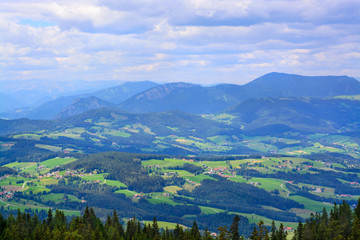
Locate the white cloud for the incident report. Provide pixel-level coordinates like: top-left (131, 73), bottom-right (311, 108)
top-left (0, 0), bottom-right (359, 84)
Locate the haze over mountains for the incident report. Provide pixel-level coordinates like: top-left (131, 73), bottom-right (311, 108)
top-left (2, 72), bottom-right (360, 121)
top-left (1, 81), bottom-right (158, 119)
top-left (1, 72), bottom-right (359, 141)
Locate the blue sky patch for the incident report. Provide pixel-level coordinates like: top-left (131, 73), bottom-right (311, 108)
top-left (19, 19), bottom-right (56, 28)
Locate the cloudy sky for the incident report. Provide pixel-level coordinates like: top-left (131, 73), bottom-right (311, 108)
top-left (1, 0), bottom-right (359, 85)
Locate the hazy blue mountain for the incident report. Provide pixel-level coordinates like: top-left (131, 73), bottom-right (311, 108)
top-left (0, 96), bottom-right (78, 120)
top-left (119, 73), bottom-right (360, 114)
top-left (91, 81), bottom-right (158, 104)
top-left (119, 82), bottom-right (244, 114)
top-left (0, 81), bottom-right (158, 119)
top-left (226, 97), bottom-right (360, 133)
top-left (0, 79), bottom-right (122, 112)
top-left (55, 96), bottom-right (115, 119)
top-left (0, 92), bottom-right (24, 112)
top-left (242, 72), bottom-right (360, 98)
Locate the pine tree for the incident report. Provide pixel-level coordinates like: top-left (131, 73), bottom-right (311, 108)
top-left (190, 220), bottom-right (201, 240)
top-left (46, 208), bottom-right (53, 226)
top-left (355, 198), bottom-right (360, 219)
top-left (230, 215), bottom-right (240, 240)
top-left (276, 223), bottom-right (286, 240)
top-left (270, 220), bottom-right (276, 240)
top-left (350, 215), bottom-right (360, 240)
top-left (0, 213), bottom-right (6, 238)
top-left (295, 220), bottom-right (303, 240)
top-left (217, 225), bottom-right (231, 240)
top-left (174, 224), bottom-right (184, 240)
top-left (152, 217), bottom-right (160, 239)
top-left (250, 225), bottom-right (259, 240)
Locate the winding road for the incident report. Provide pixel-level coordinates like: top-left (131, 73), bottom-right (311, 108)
top-left (281, 183), bottom-right (290, 198)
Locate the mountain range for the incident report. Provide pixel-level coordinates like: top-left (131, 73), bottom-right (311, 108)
top-left (1, 72), bottom-right (360, 120)
top-left (1, 81), bottom-right (158, 119)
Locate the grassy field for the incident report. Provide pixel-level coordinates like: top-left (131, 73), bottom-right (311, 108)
top-left (289, 195), bottom-right (333, 212)
top-left (103, 130), bottom-right (131, 138)
top-left (4, 162), bottom-right (37, 173)
top-left (147, 194), bottom-right (179, 206)
top-left (164, 186), bottom-right (182, 193)
top-left (187, 174), bottom-right (214, 183)
top-left (41, 157), bottom-right (77, 168)
top-left (5, 157), bottom-right (77, 176)
top-left (41, 193), bottom-right (81, 203)
top-left (35, 144), bottom-right (62, 152)
top-left (0, 176), bottom-right (30, 187)
top-left (13, 134), bottom-right (42, 140)
top-left (250, 177), bottom-right (285, 192)
top-left (142, 220), bottom-right (188, 230)
top-left (104, 180), bottom-right (127, 188)
top-left (81, 173), bottom-right (105, 182)
top-left (199, 206), bottom-right (225, 214)
top-left (115, 189), bottom-right (140, 197)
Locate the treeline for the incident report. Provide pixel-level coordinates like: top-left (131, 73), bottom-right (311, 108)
top-left (3, 199), bottom-right (359, 240)
top-left (167, 163), bottom-right (204, 174)
top-left (0, 206), bottom-right (248, 240)
top-left (0, 166), bottom-right (17, 177)
top-left (292, 199), bottom-right (360, 240)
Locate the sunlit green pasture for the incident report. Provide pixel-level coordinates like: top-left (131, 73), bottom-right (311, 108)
top-left (104, 179), bottom-right (127, 188)
top-left (80, 173), bottom-right (105, 182)
top-left (41, 193), bottom-right (81, 203)
top-left (13, 134), bottom-right (42, 140)
top-left (147, 194), bottom-right (179, 206)
top-left (163, 186), bottom-right (182, 193)
top-left (41, 157), bottom-right (77, 168)
top-left (199, 206), bottom-right (225, 214)
top-left (35, 144), bottom-right (62, 152)
top-left (289, 195), bottom-right (333, 212)
top-left (115, 189), bottom-right (140, 197)
top-left (142, 220), bottom-right (188, 230)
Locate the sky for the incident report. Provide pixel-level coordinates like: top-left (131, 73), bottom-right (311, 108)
top-left (1, 0), bottom-right (360, 85)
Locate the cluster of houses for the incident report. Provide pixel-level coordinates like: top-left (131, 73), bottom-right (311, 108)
top-left (0, 174), bottom-right (11, 181)
top-left (349, 182), bottom-right (359, 186)
top-left (338, 194), bottom-right (353, 198)
top-left (207, 167), bottom-right (235, 178)
top-left (0, 191), bottom-right (13, 199)
top-left (133, 194), bottom-right (145, 199)
top-left (39, 171), bottom-right (62, 179)
top-left (311, 187), bottom-right (323, 193)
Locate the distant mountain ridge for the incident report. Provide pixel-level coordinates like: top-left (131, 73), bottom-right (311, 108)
top-left (1, 81), bottom-right (158, 120)
top-left (244, 72), bottom-right (360, 98)
top-left (55, 96), bottom-right (115, 119)
top-left (2, 73), bottom-right (360, 119)
top-left (226, 97), bottom-right (360, 133)
top-left (1, 96), bottom-right (359, 136)
top-left (119, 82), bottom-right (242, 114)
top-left (120, 73), bottom-right (360, 114)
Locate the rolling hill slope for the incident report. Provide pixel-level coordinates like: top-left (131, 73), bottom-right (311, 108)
top-left (226, 97), bottom-right (360, 133)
